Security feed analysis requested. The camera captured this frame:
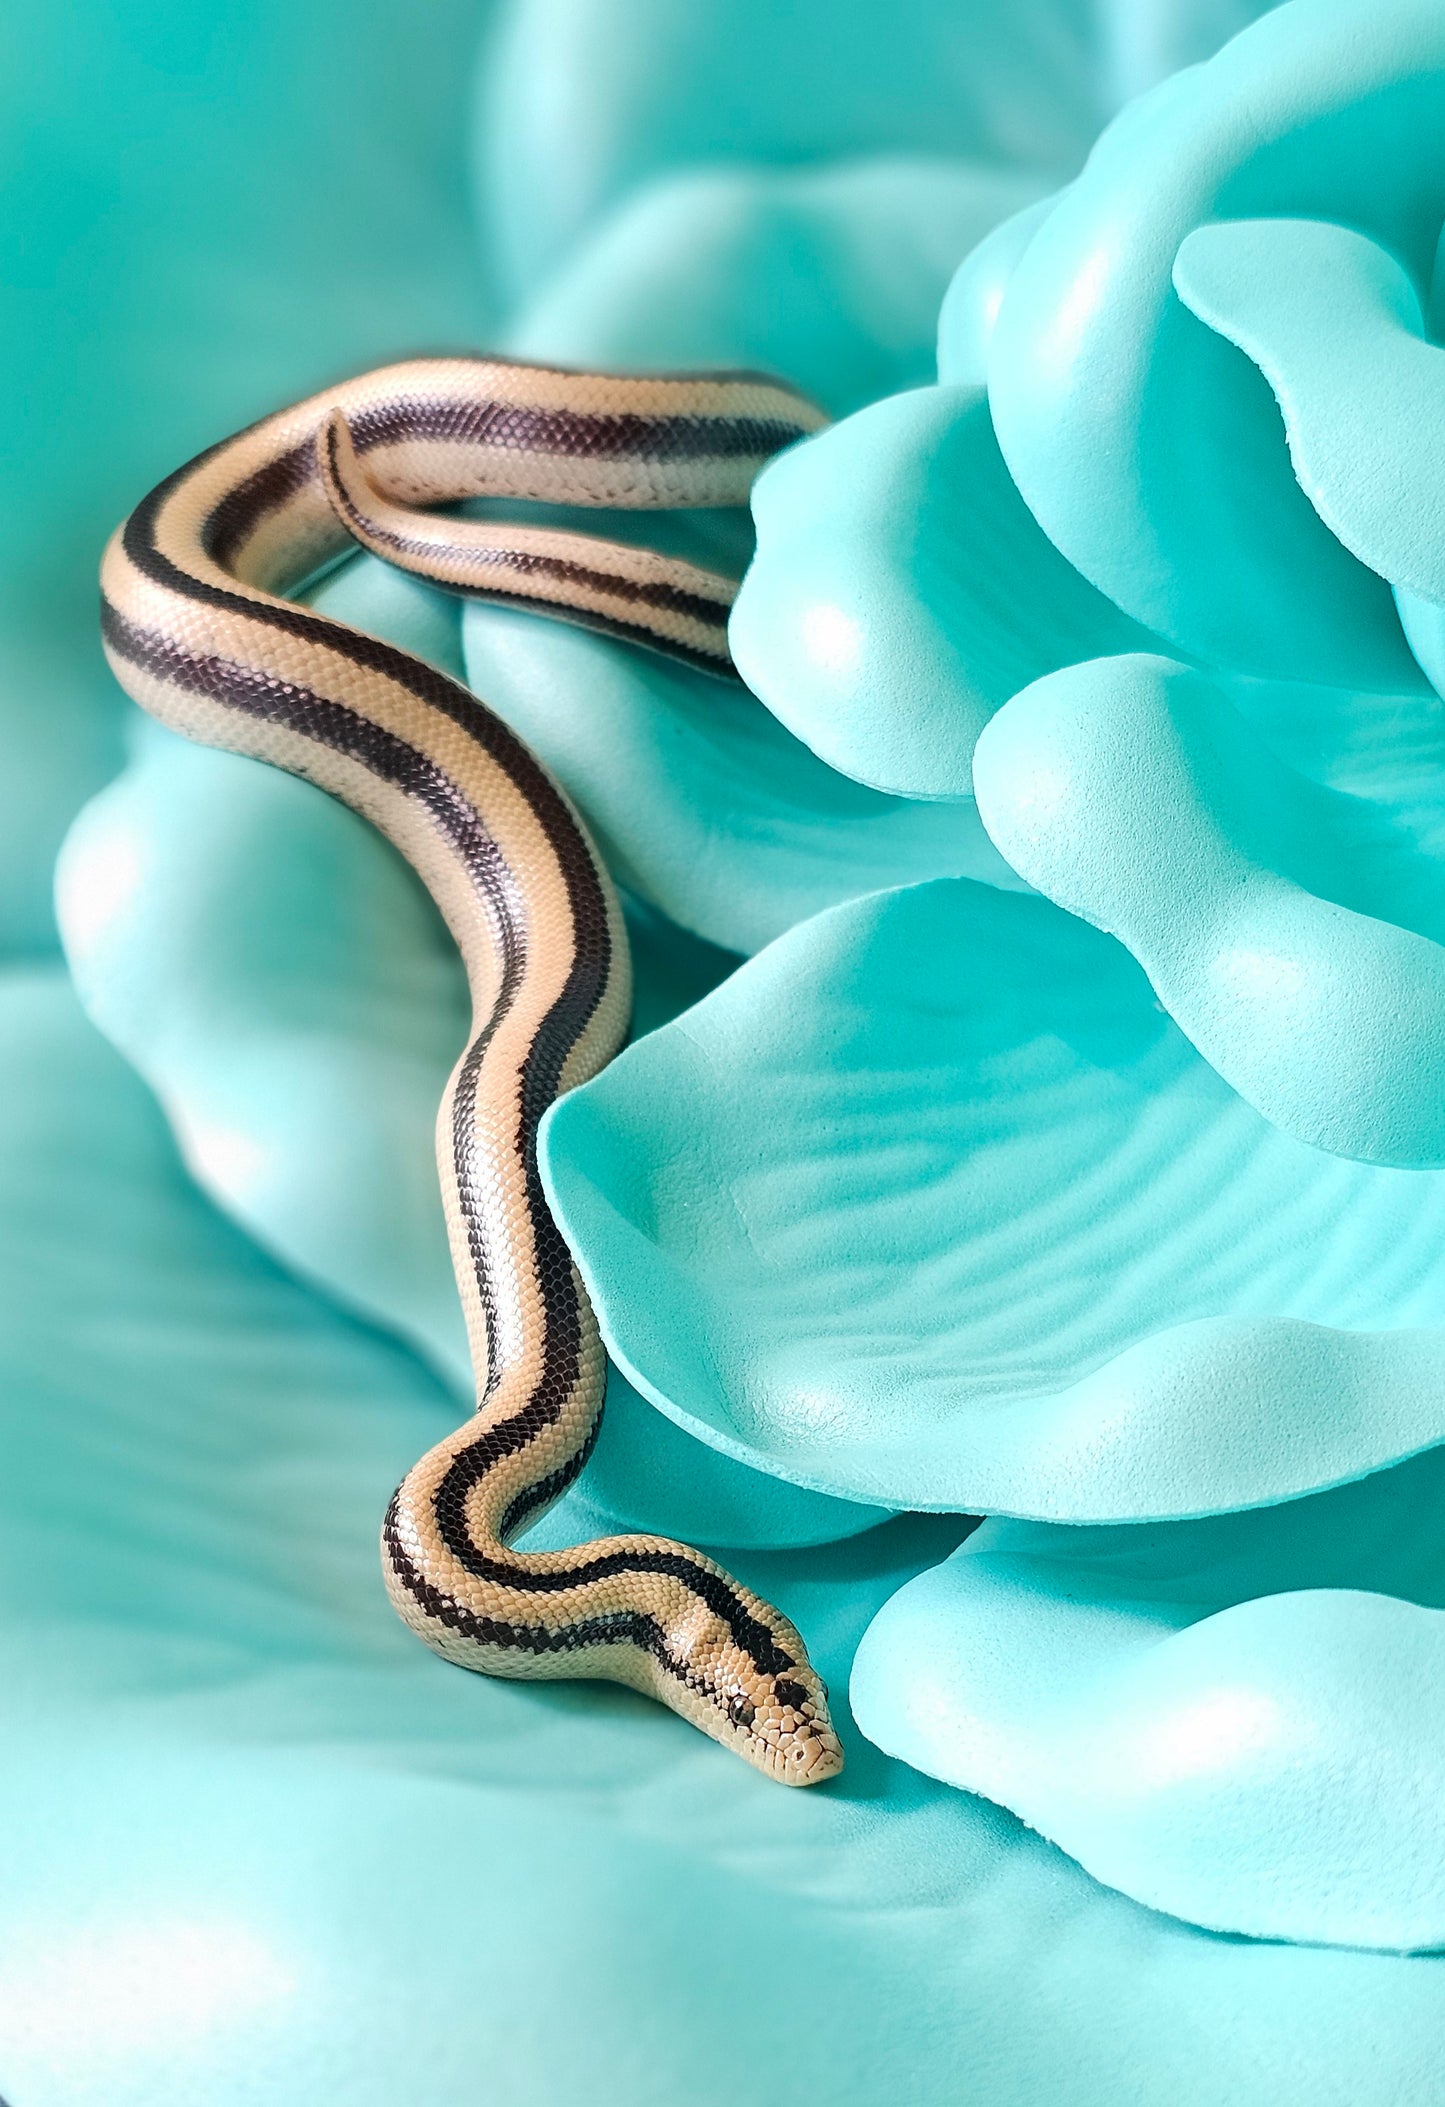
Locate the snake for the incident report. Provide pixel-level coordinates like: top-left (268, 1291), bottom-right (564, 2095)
top-left (100, 356), bottom-right (844, 1786)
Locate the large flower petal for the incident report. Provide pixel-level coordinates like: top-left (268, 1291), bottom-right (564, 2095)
top-left (853, 1444), bottom-right (1445, 1946)
top-left (542, 876), bottom-right (1445, 1517)
top-left (1173, 213), bottom-right (1445, 704)
top-left (482, 1), bottom-right (1087, 305)
top-left (937, 193), bottom-right (1061, 385)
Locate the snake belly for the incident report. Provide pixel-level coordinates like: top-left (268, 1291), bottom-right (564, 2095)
top-left (99, 357), bottom-right (844, 1785)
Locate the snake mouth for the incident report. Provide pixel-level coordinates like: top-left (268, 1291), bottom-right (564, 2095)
top-left (764, 1721), bottom-right (846, 1787)
top-left (729, 1677), bottom-right (845, 1786)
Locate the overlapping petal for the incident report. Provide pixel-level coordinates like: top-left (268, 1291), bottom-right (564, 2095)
top-left (1171, 213), bottom-right (1445, 707)
top-left (542, 876), bottom-right (1445, 1518)
top-left (852, 1444), bottom-right (1445, 1947)
top-left (730, 383), bottom-right (1152, 798)
top-left (730, 0), bottom-right (1445, 1196)
top-left (936, 193), bottom-right (1061, 386)
top-left (986, 0), bottom-right (1441, 688)
top-left (973, 653), bottom-right (1445, 1165)
top-left (1173, 218), bottom-right (1445, 609)
top-left (463, 597), bottom-right (1012, 953)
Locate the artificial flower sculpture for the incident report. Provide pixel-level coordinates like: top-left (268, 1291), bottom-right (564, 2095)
top-left (722, 0), bottom-right (1445, 1942)
top-left (17, 0), bottom-right (1445, 2097)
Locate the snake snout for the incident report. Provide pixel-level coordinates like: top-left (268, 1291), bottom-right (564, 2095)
top-left (748, 1668), bottom-right (845, 1787)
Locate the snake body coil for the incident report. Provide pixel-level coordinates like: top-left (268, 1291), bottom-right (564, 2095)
top-left (101, 357), bottom-right (842, 1785)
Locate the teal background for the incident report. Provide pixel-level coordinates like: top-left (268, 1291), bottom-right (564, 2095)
top-left (9, 0), bottom-right (1445, 2100)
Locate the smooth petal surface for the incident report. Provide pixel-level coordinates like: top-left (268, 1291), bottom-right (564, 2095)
top-left (8, 967), bottom-right (1445, 2100)
top-left (543, 877), bottom-right (1445, 1518)
top-left (480, 0), bottom-right (1273, 302)
top-left (986, 0), bottom-right (1441, 687)
top-left (973, 653), bottom-right (1445, 1164)
top-left (731, 384), bottom-right (1152, 798)
top-left (59, 558), bottom-right (885, 1550)
top-left (1174, 218), bottom-right (1445, 605)
top-left (936, 191), bottom-right (1061, 386)
top-left (853, 1444), bottom-right (1445, 1946)
top-left (509, 158), bottom-right (1048, 419)
top-left (1398, 591), bottom-right (1445, 701)
top-left (482, 2), bottom-right (1082, 305)
top-left (463, 599), bottom-right (1014, 952)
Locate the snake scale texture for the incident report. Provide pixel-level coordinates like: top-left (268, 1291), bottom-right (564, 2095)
top-left (100, 356), bottom-right (845, 1785)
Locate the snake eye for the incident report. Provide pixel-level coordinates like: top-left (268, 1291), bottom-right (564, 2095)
top-left (773, 1678), bottom-right (808, 1712)
top-left (727, 1694), bottom-right (757, 1728)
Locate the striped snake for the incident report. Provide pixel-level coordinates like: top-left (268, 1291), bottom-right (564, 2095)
top-left (100, 357), bottom-right (844, 1785)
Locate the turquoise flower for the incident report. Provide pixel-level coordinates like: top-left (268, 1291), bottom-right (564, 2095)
top-left (18, 0), bottom-right (1445, 2094)
top-left (696, 0), bottom-right (1445, 1946)
top-left (735, 0), bottom-right (1445, 1167)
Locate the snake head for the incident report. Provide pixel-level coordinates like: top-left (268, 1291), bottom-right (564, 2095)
top-left (719, 1657), bottom-right (845, 1787)
top-left (665, 1589), bottom-right (844, 1786)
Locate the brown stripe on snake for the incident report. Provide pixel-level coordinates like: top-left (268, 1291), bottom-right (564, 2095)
top-left (101, 589), bottom-right (822, 1751)
top-left (205, 442), bottom-right (316, 572)
top-left (320, 446), bottom-right (735, 622)
top-left (203, 399), bottom-right (796, 576)
top-left (100, 596), bottom-right (535, 1368)
top-left (101, 600), bottom-right (719, 1600)
top-left (405, 587), bottom-right (736, 677)
top-left (99, 356), bottom-right (842, 1784)
top-left (379, 549), bottom-right (733, 628)
top-left (100, 593), bottom-right (615, 1556)
top-left (346, 396), bottom-right (813, 464)
top-left (317, 410), bottom-right (739, 674)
